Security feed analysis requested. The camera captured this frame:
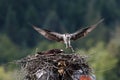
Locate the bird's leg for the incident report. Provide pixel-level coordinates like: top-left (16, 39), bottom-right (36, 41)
top-left (64, 38), bottom-right (68, 48)
top-left (65, 42), bottom-right (74, 52)
top-left (64, 42), bottom-right (68, 48)
top-left (68, 40), bottom-right (75, 52)
top-left (68, 39), bottom-right (71, 48)
top-left (70, 46), bottom-right (75, 52)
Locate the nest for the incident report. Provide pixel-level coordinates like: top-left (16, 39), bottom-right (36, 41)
top-left (16, 49), bottom-right (92, 80)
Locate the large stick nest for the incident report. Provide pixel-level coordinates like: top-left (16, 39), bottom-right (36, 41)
top-left (16, 49), bottom-right (92, 80)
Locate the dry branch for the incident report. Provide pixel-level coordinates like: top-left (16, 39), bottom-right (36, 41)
top-left (15, 49), bottom-right (93, 80)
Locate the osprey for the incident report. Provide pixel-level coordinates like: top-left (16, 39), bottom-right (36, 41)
top-left (37, 49), bottom-right (64, 55)
top-left (33, 19), bottom-right (104, 52)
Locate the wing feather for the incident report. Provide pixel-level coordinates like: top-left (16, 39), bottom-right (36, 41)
top-left (33, 25), bottom-right (63, 42)
top-left (71, 19), bottom-right (104, 40)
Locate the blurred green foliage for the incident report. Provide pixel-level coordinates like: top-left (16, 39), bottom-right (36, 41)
top-left (77, 42), bottom-right (118, 80)
top-left (0, 0), bottom-right (120, 80)
top-left (0, 66), bottom-right (13, 80)
top-left (0, 34), bottom-right (19, 63)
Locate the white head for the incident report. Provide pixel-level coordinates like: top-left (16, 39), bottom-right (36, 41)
top-left (64, 33), bottom-right (71, 39)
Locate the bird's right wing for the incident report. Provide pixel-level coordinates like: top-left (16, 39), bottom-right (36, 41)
top-left (33, 25), bottom-right (63, 42)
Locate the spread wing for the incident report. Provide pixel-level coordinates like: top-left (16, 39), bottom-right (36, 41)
top-left (71, 19), bottom-right (104, 40)
top-left (33, 25), bottom-right (63, 42)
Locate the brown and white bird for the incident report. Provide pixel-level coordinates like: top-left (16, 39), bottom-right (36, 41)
top-left (33, 19), bottom-right (104, 52)
top-left (37, 49), bottom-right (64, 55)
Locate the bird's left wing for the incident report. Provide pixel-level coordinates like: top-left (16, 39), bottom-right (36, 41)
top-left (33, 25), bottom-right (63, 42)
top-left (70, 19), bottom-right (104, 40)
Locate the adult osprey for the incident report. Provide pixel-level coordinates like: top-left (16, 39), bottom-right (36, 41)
top-left (33, 19), bottom-right (104, 52)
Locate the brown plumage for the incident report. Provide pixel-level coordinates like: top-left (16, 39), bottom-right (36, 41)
top-left (33, 19), bottom-right (104, 52)
top-left (37, 49), bottom-right (64, 55)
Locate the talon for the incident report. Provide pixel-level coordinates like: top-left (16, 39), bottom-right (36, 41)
top-left (71, 47), bottom-right (75, 52)
top-left (71, 49), bottom-right (75, 53)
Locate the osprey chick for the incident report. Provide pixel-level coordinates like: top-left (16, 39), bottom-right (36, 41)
top-left (33, 19), bottom-right (104, 52)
